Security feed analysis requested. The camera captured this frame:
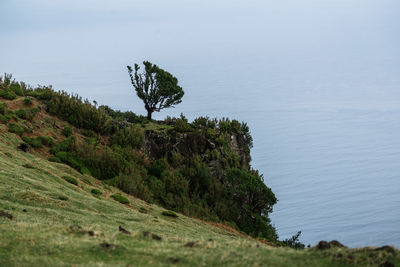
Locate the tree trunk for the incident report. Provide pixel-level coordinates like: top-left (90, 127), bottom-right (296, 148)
top-left (147, 109), bottom-right (152, 121)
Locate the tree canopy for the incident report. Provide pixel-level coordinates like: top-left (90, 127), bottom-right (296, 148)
top-left (127, 61), bottom-right (184, 120)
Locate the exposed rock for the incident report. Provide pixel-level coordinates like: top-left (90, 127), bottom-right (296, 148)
top-left (18, 143), bottom-right (30, 153)
top-left (69, 224), bottom-right (82, 232)
top-left (379, 261), bottom-right (395, 267)
top-left (119, 225), bottom-right (131, 235)
top-left (0, 211), bottom-right (13, 220)
top-left (142, 231), bottom-right (162, 241)
top-left (316, 240), bottom-right (346, 250)
top-left (100, 243), bottom-right (117, 250)
top-left (329, 240), bottom-right (346, 248)
top-left (316, 241), bottom-right (331, 250)
top-left (168, 257), bottom-right (179, 264)
top-left (375, 246), bottom-right (396, 255)
top-left (152, 233), bottom-right (162, 241)
top-left (184, 241), bottom-right (196, 247)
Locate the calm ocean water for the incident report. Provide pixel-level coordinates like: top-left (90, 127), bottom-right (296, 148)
top-left (1, 0), bottom-right (399, 247)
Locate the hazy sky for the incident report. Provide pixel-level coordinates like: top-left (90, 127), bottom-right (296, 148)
top-left (1, 0), bottom-right (399, 117)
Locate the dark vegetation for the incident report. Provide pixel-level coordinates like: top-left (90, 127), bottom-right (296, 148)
top-left (0, 73), bottom-right (283, 244)
top-left (111, 193), bottom-right (130, 204)
top-left (162, 210), bottom-right (178, 218)
top-left (62, 176), bottom-right (78, 186)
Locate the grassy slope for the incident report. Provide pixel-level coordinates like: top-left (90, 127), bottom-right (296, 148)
top-left (0, 118), bottom-right (399, 266)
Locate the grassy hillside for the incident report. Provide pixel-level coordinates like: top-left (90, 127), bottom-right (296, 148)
top-left (0, 126), bottom-right (399, 266)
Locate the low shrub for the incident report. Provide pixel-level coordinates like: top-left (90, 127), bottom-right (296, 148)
top-left (23, 97), bottom-right (33, 106)
top-left (111, 124), bottom-right (144, 149)
top-left (0, 89), bottom-right (16, 100)
top-left (58, 195), bottom-right (69, 201)
top-left (48, 156), bottom-right (62, 163)
top-left (0, 114), bottom-right (8, 123)
top-left (80, 167), bottom-right (91, 175)
top-left (37, 136), bottom-right (54, 146)
top-left (161, 210), bottom-right (178, 218)
top-left (16, 108), bottom-right (39, 121)
top-left (91, 189), bottom-right (102, 195)
top-left (62, 126), bottom-right (72, 137)
top-left (22, 136), bottom-right (42, 148)
top-left (22, 163), bottom-right (34, 169)
top-left (25, 86), bottom-right (53, 100)
top-left (62, 175), bottom-right (78, 186)
top-left (0, 102), bottom-right (7, 115)
top-left (111, 193), bottom-right (129, 204)
top-left (10, 83), bottom-right (23, 96)
top-left (8, 123), bottom-right (25, 136)
top-left (104, 177), bottom-right (119, 187)
top-left (16, 109), bottom-right (26, 119)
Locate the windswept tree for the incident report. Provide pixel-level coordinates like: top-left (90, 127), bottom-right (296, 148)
top-left (127, 61), bottom-right (184, 121)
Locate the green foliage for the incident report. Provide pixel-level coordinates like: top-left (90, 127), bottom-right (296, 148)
top-left (173, 114), bottom-right (192, 132)
top-left (37, 136), bottom-right (54, 146)
top-left (82, 129), bottom-right (97, 138)
top-left (47, 91), bottom-right (111, 134)
top-left (22, 137), bottom-right (42, 148)
top-left (8, 123), bottom-right (26, 136)
top-left (62, 126), bottom-right (72, 137)
top-left (90, 188), bottom-right (102, 195)
top-left (111, 124), bottom-right (144, 149)
top-left (222, 168), bottom-right (277, 240)
top-left (101, 105), bottom-right (148, 124)
top-left (0, 89), bottom-right (16, 100)
top-left (282, 231), bottom-right (305, 249)
top-left (104, 177), bottom-right (119, 186)
top-left (0, 102), bottom-right (7, 115)
top-left (0, 114), bottom-right (8, 123)
top-left (193, 116), bottom-right (217, 129)
top-left (148, 158), bottom-right (169, 178)
top-left (80, 167), bottom-right (91, 175)
top-left (16, 108), bottom-right (38, 121)
top-left (161, 210), bottom-right (178, 218)
top-left (50, 137), bottom-right (75, 154)
top-left (127, 61), bottom-right (184, 120)
top-left (48, 156), bottom-right (62, 163)
top-left (23, 97), bottom-right (33, 106)
top-left (111, 193), bottom-right (130, 204)
top-left (25, 86), bottom-right (53, 100)
top-left (62, 176), bottom-right (78, 186)
top-left (10, 83), bottom-right (23, 96)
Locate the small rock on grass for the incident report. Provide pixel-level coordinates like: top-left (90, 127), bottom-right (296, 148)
top-left (184, 241), bottom-right (196, 248)
top-left (379, 261), bottom-right (395, 267)
top-left (375, 246), bottom-right (396, 255)
top-left (0, 211), bottom-right (13, 220)
top-left (119, 225), bottom-right (131, 235)
top-left (100, 243), bottom-right (117, 250)
top-left (143, 231), bottom-right (162, 241)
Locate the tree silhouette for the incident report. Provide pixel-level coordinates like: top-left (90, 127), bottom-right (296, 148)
top-left (127, 61), bottom-right (184, 121)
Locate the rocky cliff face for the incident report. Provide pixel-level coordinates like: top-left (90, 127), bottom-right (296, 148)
top-left (144, 129), bottom-right (251, 169)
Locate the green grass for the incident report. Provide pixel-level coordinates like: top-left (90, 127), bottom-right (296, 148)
top-left (0, 128), bottom-right (398, 266)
